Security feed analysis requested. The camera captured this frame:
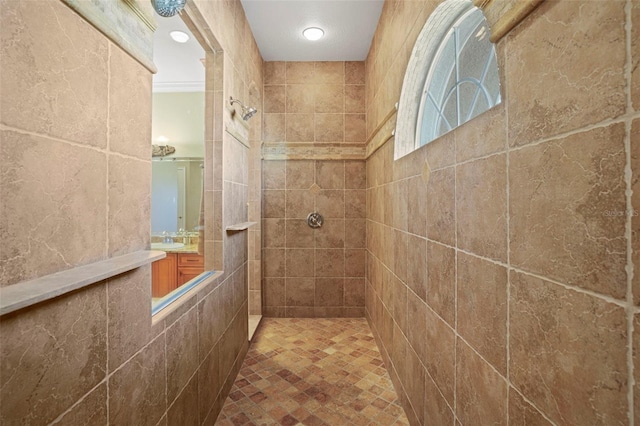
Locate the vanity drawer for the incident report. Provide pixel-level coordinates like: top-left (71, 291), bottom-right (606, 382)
top-left (178, 253), bottom-right (204, 267)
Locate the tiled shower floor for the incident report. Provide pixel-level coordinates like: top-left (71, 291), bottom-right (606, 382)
top-left (215, 318), bottom-right (409, 425)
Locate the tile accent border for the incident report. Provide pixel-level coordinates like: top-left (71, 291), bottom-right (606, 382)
top-left (62, 0), bottom-right (157, 72)
top-left (262, 143), bottom-right (367, 160)
top-left (0, 250), bottom-right (165, 316)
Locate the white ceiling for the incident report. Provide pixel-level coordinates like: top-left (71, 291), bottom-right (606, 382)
top-left (240, 0), bottom-right (384, 61)
top-left (151, 0), bottom-right (384, 91)
top-left (152, 12), bottom-right (205, 92)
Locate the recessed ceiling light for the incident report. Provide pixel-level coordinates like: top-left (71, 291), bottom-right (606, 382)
top-left (303, 27), bottom-right (324, 41)
top-left (169, 30), bottom-right (190, 43)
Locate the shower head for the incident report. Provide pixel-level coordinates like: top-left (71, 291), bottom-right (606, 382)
top-left (229, 97), bottom-right (258, 121)
top-left (152, 0), bottom-right (186, 17)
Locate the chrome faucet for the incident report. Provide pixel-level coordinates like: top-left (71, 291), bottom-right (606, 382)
top-left (162, 231), bottom-right (173, 244)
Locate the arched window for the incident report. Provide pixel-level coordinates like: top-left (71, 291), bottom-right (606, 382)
top-left (395, 0), bottom-right (501, 160)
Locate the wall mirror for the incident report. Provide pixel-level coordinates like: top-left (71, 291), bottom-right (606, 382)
top-left (150, 10), bottom-right (213, 313)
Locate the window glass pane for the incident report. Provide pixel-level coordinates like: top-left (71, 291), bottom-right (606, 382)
top-left (415, 3), bottom-right (501, 149)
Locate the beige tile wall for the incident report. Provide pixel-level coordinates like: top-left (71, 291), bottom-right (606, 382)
top-left (261, 61), bottom-right (367, 317)
top-left (262, 159), bottom-right (367, 317)
top-left (263, 61), bottom-right (366, 146)
top-left (365, 0), bottom-right (638, 425)
top-left (0, 0), bottom-right (262, 424)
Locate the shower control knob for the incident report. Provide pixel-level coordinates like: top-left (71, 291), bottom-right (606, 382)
top-left (307, 212), bottom-right (323, 229)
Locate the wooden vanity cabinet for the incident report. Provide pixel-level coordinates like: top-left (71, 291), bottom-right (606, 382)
top-left (152, 252), bottom-right (204, 298)
top-left (152, 253), bottom-right (178, 298)
top-left (177, 253), bottom-right (204, 286)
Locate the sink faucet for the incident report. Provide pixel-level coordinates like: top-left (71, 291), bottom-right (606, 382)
top-left (162, 231), bottom-right (173, 244)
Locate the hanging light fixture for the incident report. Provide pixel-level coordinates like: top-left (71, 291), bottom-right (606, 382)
top-left (152, 0), bottom-right (187, 17)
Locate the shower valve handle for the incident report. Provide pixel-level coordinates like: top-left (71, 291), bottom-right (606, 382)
top-left (307, 212), bottom-right (323, 229)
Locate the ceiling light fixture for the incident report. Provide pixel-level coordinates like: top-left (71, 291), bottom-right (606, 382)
top-left (169, 30), bottom-right (190, 43)
top-left (303, 27), bottom-right (324, 41)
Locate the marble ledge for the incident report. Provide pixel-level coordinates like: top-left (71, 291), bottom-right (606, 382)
top-left (226, 222), bottom-right (258, 232)
top-left (0, 250), bottom-right (165, 316)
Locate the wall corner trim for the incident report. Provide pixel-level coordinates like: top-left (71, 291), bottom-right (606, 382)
top-left (0, 250), bottom-right (165, 316)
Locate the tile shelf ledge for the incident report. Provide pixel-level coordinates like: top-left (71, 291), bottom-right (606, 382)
top-left (226, 222), bottom-right (258, 232)
top-left (0, 250), bottom-right (166, 316)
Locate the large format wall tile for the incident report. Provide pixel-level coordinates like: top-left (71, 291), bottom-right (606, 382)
top-left (0, 285), bottom-right (107, 425)
top-left (109, 336), bottom-right (166, 426)
top-left (510, 272), bottom-right (627, 425)
top-left (108, 46), bottom-right (152, 159)
top-left (457, 252), bottom-right (508, 375)
top-left (510, 124), bottom-right (627, 298)
top-left (425, 241), bottom-right (455, 327)
top-left (456, 338), bottom-right (507, 426)
top-left (633, 1), bottom-right (640, 111)
top-left (107, 267), bottom-right (157, 372)
top-left (0, 130), bottom-right (107, 286)
top-left (632, 119), bottom-right (640, 304)
top-left (166, 308), bottom-right (199, 405)
top-left (426, 167), bottom-right (455, 247)
top-left (506, 0), bottom-right (627, 146)
top-left (108, 156), bottom-right (150, 256)
top-left (54, 383), bottom-right (108, 426)
top-left (0, 0), bottom-right (108, 147)
top-left (456, 153), bottom-right (507, 262)
top-left (508, 389), bottom-right (552, 426)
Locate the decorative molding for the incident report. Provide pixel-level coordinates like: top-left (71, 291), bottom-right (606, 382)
top-left (153, 81), bottom-right (206, 93)
top-left (366, 107), bottom-right (397, 159)
top-left (262, 143), bottom-right (367, 161)
top-left (474, 0), bottom-right (545, 42)
top-left (61, 0), bottom-right (157, 73)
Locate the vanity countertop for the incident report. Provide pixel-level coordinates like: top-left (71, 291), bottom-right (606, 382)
top-left (163, 244), bottom-right (201, 254)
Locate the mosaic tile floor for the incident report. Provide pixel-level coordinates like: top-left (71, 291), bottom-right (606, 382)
top-left (216, 318), bottom-right (409, 426)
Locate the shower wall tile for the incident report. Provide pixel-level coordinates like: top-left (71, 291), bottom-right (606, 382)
top-left (0, 285), bottom-right (107, 425)
top-left (365, 1), bottom-right (634, 425)
top-left (506, 0), bottom-right (627, 147)
top-left (263, 113), bottom-right (285, 142)
top-left (108, 46), bottom-right (152, 160)
top-left (456, 153), bottom-right (508, 263)
top-left (457, 252), bottom-right (508, 375)
top-left (315, 85), bottom-right (345, 113)
top-left (53, 383), bottom-right (108, 426)
top-left (509, 124), bottom-right (627, 299)
top-left (264, 61), bottom-right (285, 85)
top-left (263, 85), bottom-right (286, 113)
top-left (1, 0), bottom-right (259, 424)
top-left (510, 272), bottom-right (627, 425)
top-left (425, 241), bottom-right (455, 328)
top-left (633, 1), bottom-right (640, 111)
top-left (262, 159), bottom-right (366, 316)
top-left (263, 61), bottom-right (366, 147)
top-left (508, 389), bottom-right (553, 426)
top-left (425, 305), bottom-right (455, 406)
top-left (425, 167), bottom-right (455, 246)
top-left (166, 308), bottom-right (199, 405)
top-left (286, 84), bottom-right (315, 113)
top-left (107, 267), bottom-right (157, 372)
top-left (633, 118), bottom-right (640, 304)
top-left (345, 85), bottom-right (366, 112)
top-left (345, 61), bottom-right (365, 84)
top-left (0, 130), bottom-right (107, 287)
top-left (0, 0), bottom-right (108, 147)
top-left (108, 155), bottom-right (150, 257)
top-left (456, 338), bottom-right (507, 426)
